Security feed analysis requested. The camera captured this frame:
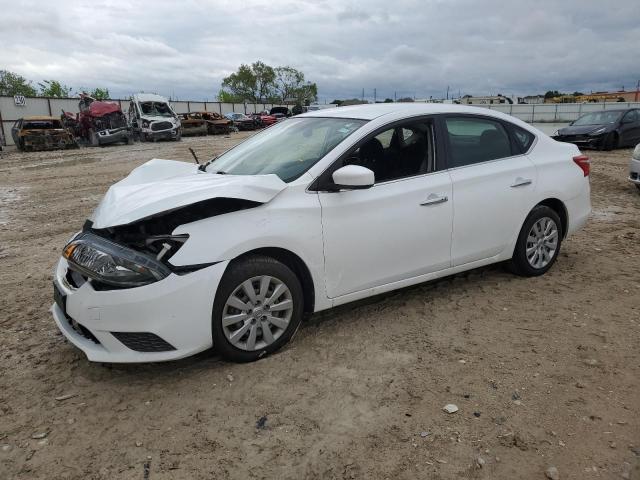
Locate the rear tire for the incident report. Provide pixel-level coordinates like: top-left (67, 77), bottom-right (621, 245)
top-left (212, 256), bottom-right (304, 363)
top-left (509, 205), bottom-right (562, 277)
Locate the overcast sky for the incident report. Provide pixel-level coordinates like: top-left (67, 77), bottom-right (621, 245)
top-left (1, 0), bottom-right (638, 102)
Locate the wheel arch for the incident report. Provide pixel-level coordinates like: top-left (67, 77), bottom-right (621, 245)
top-left (230, 247), bottom-right (315, 315)
top-left (536, 198), bottom-right (568, 239)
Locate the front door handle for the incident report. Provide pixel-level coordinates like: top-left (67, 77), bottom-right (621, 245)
top-left (510, 177), bottom-right (532, 188)
top-left (420, 194), bottom-right (448, 206)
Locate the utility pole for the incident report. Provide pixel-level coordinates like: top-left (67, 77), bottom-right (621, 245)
top-left (394, 91), bottom-right (397, 102)
top-left (446, 85), bottom-right (450, 100)
top-left (362, 88), bottom-right (364, 102)
top-left (374, 88), bottom-right (377, 103)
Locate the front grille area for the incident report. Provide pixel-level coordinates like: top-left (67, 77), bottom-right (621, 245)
top-left (151, 121), bottom-right (173, 131)
top-left (111, 332), bottom-right (176, 352)
top-left (560, 135), bottom-right (588, 142)
top-left (66, 316), bottom-right (101, 344)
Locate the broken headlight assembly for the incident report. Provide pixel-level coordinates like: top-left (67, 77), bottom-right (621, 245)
top-left (63, 232), bottom-right (173, 287)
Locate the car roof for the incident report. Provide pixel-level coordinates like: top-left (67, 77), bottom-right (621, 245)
top-left (133, 93), bottom-right (169, 103)
top-left (299, 103), bottom-right (516, 121)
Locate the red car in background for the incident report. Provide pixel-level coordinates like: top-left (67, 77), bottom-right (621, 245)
top-left (258, 111), bottom-right (277, 126)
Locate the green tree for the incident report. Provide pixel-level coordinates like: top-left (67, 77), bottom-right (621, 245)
top-left (221, 61), bottom-right (275, 102)
top-left (90, 88), bottom-right (110, 100)
top-left (273, 66), bottom-right (317, 104)
top-left (38, 80), bottom-right (72, 97)
top-left (274, 66), bottom-right (304, 103)
top-left (544, 90), bottom-right (562, 99)
top-left (78, 87), bottom-right (111, 100)
top-left (0, 70), bottom-right (37, 96)
top-left (397, 97), bottom-right (414, 103)
top-left (294, 82), bottom-right (318, 106)
top-left (383, 98), bottom-right (394, 103)
top-left (330, 99), bottom-right (343, 105)
top-left (217, 89), bottom-right (245, 103)
top-left (251, 61), bottom-right (275, 102)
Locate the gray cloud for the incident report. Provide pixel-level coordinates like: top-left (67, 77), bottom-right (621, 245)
top-left (0, 0), bottom-right (638, 102)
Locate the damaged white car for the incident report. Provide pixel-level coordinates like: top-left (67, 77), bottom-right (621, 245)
top-left (52, 104), bottom-right (591, 363)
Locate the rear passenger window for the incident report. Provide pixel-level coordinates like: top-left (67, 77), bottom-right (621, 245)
top-left (512, 126), bottom-right (535, 153)
top-left (444, 117), bottom-right (513, 167)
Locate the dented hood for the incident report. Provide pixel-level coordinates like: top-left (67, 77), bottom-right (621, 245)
top-left (90, 159), bottom-right (287, 228)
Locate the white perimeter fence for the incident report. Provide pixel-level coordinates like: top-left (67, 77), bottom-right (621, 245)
top-left (472, 101), bottom-right (640, 123)
top-left (0, 96), bottom-right (289, 146)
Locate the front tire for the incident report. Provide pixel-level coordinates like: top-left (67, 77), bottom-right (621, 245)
top-left (600, 132), bottom-right (618, 151)
top-left (509, 205), bottom-right (562, 277)
top-left (212, 256), bottom-right (304, 362)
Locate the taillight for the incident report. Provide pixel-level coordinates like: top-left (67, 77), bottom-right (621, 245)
top-left (573, 155), bottom-right (590, 177)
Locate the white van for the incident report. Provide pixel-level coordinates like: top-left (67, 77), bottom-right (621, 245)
top-left (128, 94), bottom-right (181, 141)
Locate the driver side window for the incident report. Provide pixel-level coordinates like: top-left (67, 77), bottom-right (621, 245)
top-left (345, 121), bottom-right (434, 183)
top-left (624, 110), bottom-right (638, 123)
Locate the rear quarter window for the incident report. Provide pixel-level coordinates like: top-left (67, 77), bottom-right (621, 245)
top-left (512, 126), bottom-right (535, 153)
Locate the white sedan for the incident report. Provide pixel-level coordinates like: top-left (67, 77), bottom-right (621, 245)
top-left (52, 104), bottom-right (591, 363)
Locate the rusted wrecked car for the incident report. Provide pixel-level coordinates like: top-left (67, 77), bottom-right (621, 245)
top-left (177, 113), bottom-right (208, 136)
top-left (11, 116), bottom-right (77, 151)
top-left (62, 94), bottom-right (132, 147)
top-left (184, 111), bottom-right (232, 135)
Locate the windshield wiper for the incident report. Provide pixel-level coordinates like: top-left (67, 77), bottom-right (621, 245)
top-left (198, 155), bottom-right (219, 172)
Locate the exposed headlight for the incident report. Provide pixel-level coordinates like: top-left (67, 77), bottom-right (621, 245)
top-left (633, 144), bottom-right (640, 160)
top-left (590, 127), bottom-right (606, 136)
top-left (63, 233), bottom-right (171, 287)
top-left (141, 120), bottom-right (150, 128)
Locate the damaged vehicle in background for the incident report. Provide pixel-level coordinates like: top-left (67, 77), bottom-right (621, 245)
top-left (184, 111), bottom-right (232, 135)
top-left (63, 94), bottom-right (133, 147)
top-left (552, 108), bottom-right (640, 151)
top-left (51, 104), bottom-right (591, 364)
top-left (11, 116), bottom-right (77, 151)
top-left (269, 106), bottom-right (290, 121)
top-left (129, 93), bottom-right (181, 142)
top-left (224, 112), bottom-right (256, 131)
top-left (177, 113), bottom-right (208, 136)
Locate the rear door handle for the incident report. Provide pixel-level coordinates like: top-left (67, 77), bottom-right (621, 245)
top-left (420, 194), bottom-right (448, 206)
top-left (510, 177), bottom-right (532, 188)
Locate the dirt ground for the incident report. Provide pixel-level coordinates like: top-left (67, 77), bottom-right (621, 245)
top-left (0, 133), bottom-right (638, 480)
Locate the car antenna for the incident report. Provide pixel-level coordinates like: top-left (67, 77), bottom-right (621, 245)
top-left (188, 147), bottom-right (199, 165)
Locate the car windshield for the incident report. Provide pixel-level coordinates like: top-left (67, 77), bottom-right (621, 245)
top-left (206, 117), bottom-right (366, 182)
top-left (140, 102), bottom-right (174, 117)
top-left (572, 111), bottom-right (622, 126)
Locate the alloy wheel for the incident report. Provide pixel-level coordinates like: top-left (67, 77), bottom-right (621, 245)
top-left (525, 217), bottom-right (559, 269)
top-left (221, 276), bottom-right (294, 351)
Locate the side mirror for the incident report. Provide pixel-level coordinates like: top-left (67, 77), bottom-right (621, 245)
top-left (331, 165), bottom-right (374, 190)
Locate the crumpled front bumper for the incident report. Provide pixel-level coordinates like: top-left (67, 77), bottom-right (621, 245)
top-left (553, 134), bottom-right (605, 148)
top-left (97, 127), bottom-right (131, 145)
top-left (51, 257), bottom-right (229, 363)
